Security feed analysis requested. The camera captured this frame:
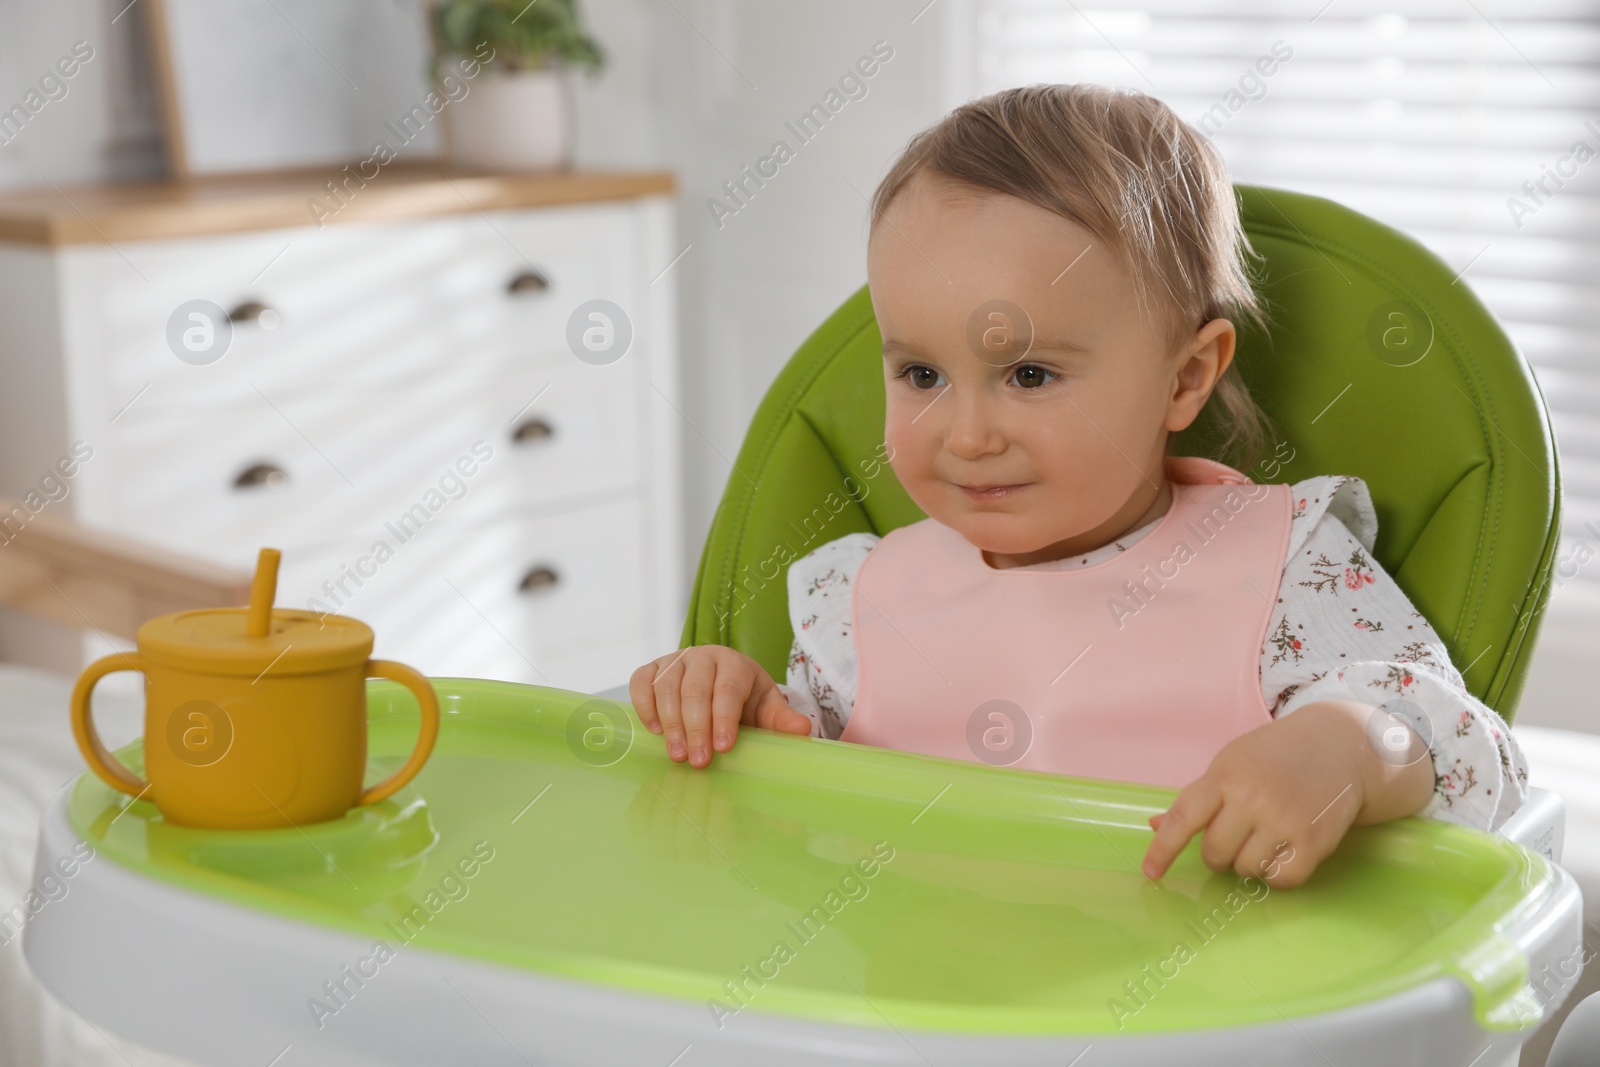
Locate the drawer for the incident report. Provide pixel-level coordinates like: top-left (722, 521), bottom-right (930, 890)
top-left (439, 359), bottom-right (646, 528)
top-left (272, 497), bottom-right (652, 691)
top-left (61, 203), bottom-right (639, 421)
top-left (94, 361), bottom-right (643, 561)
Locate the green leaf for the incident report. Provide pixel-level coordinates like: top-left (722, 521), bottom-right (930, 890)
top-left (429, 0), bottom-right (605, 75)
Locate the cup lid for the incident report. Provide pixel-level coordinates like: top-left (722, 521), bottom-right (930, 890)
top-left (137, 608), bottom-right (374, 676)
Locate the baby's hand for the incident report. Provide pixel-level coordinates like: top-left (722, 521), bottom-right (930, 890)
top-left (629, 646), bottom-right (813, 768)
top-left (1140, 699), bottom-right (1434, 888)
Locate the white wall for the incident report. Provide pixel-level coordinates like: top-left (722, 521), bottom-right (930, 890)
top-left (0, 0), bottom-right (166, 191)
top-left (1515, 587), bottom-right (1600, 735)
top-left (566, 0), bottom-right (951, 569)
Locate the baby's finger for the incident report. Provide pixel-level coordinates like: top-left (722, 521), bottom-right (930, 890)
top-left (1148, 812), bottom-right (1165, 830)
top-left (1197, 801), bottom-right (1256, 874)
top-left (677, 653), bottom-right (718, 767)
top-left (651, 654), bottom-right (692, 762)
top-left (1142, 778), bottom-right (1223, 880)
top-left (629, 660), bottom-right (665, 734)
top-left (750, 685), bottom-right (813, 735)
top-left (1237, 829), bottom-right (1303, 888)
top-left (775, 705), bottom-right (815, 735)
top-left (707, 652), bottom-right (749, 754)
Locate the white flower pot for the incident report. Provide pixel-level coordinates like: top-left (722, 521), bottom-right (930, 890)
top-left (446, 67), bottom-right (571, 171)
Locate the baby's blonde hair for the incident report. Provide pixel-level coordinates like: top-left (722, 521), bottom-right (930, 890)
top-left (869, 82), bottom-right (1275, 473)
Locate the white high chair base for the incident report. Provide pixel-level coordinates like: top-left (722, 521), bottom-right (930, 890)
top-left (23, 785), bottom-right (1582, 1067)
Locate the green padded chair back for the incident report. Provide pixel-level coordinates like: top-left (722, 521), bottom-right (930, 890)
top-left (682, 186), bottom-right (1561, 721)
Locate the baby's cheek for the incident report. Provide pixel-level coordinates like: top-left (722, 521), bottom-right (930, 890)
top-left (888, 456), bottom-right (937, 510)
top-left (889, 459), bottom-right (952, 526)
top-left (882, 414), bottom-right (930, 481)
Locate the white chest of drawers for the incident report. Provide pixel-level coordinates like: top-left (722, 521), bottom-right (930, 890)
top-left (0, 168), bottom-right (684, 694)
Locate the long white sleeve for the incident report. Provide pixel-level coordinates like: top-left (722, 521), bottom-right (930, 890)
top-left (1265, 477), bottom-right (1528, 831)
top-left (779, 533), bottom-right (876, 740)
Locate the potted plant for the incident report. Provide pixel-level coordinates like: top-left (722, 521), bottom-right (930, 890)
top-left (431, 0), bottom-right (605, 171)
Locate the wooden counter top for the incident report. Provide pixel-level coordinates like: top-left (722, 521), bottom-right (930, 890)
top-left (0, 165), bottom-right (677, 246)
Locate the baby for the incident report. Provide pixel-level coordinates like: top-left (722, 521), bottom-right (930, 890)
top-left (630, 83), bottom-right (1528, 889)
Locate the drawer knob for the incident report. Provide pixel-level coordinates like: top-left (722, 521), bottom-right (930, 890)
top-left (233, 462), bottom-right (288, 491)
top-left (507, 270), bottom-right (551, 295)
top-left (518, 565), bottom-right (560, 593)
top-left (228, 300), bottom-right (279, 329)
top-left (512, 417), bottom-right (555, 444)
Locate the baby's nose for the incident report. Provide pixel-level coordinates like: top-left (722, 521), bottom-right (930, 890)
top-left (944, 399), bottom-right (1007, 457)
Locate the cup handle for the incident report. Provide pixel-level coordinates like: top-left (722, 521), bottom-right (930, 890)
top-left (359, 660), bottom-right (441, 806)
top-left (70, 653), bottom-right (152, 799)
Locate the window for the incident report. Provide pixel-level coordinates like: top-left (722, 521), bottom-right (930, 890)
top-left (954, 0), bottom-right (1600, 594)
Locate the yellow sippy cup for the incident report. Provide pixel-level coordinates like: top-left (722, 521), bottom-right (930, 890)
top-left (70, 547), bottom-right (440, 830)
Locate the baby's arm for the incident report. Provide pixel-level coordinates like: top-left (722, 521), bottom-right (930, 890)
top-left (1142, 695), bottom-right (1435, 886)
top-left (1260, 477), bottom-right (1528, 832)
top-left (1144, 474), bottom-right (1527, 886)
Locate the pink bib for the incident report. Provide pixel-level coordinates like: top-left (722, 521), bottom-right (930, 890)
top-left (843, 456), bottom-right (1293, 788)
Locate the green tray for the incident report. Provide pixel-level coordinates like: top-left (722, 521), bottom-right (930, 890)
top-left (70, 677), bottom-right (1555, 1037)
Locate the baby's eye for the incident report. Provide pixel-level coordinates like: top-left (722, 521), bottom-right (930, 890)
top-left (897, 364), bottom-right (946, 390)
top-left (1011, 364), bottom-right (1057, 389)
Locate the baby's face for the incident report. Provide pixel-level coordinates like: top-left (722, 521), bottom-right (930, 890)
top-left (867, 171), bottom-right (1209, 562)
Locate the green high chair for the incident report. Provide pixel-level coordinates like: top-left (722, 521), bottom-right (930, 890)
top-left (27, 186), bottom-right (1588, 1067)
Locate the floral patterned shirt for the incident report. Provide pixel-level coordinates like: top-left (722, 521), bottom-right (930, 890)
top-left (776, 474), bottom-right (1529, 834)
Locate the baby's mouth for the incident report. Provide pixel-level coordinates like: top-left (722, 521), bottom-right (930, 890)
top-left (957, 482), bottom-right (1028, 501)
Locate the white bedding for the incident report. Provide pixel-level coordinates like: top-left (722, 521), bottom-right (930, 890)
top-left (0, 664), bottom-right (1595, 1067)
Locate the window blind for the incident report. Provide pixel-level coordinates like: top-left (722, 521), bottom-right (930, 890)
top-left (960, 0), bottom-right (1600, 594)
